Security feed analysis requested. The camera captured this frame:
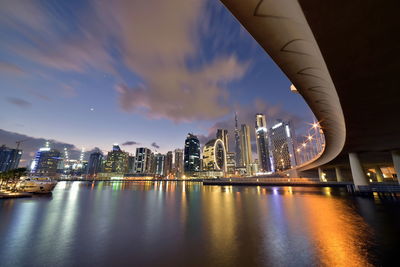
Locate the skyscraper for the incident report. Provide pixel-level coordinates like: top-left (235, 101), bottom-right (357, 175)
top-left (202, 139), bottom-right (227, 172)
top-left (234, 112), bottom-right (242, 166)
top-left (164, 151), bottom-right (173, 177)
top-left (184, 133), bottom-right (200, 176)
top-left (240, 124), bottom-right (252, 174)
top-left (0, 145), bottom-right (22, 172)
top-left (255, 113), bottom-right (272, 172)
top-left (174, 149), bottom-right (184, 178)
top-left (226, 152), bottom-right (236, 175)
top-left (134, 147), bottom-right (152, 173)
top-left (154, 153), bottom-right (165, 176)
top-left (87, 151), bottom-right (103, 176)
top-left (269, 121), bottom-right (297, 171)
top-left (30, 143), bottom-right (62, 176)
top-left (216, 129), bottom-right (229, 152)
top-left (104, 144), bottom-right (129, 173)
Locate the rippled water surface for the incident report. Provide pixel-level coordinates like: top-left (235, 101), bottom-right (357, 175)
top-left (1, 181), bottom-right (399, 266)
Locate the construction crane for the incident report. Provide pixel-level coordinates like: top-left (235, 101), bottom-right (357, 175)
top-left (16, 139), bottom-right (30, 150)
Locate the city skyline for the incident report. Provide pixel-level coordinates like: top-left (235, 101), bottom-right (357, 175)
top-left (0, 0), bottom-right (314, 165)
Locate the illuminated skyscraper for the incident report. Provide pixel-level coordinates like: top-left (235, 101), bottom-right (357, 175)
top-left (240, 124), bottom-right (252, 174)
top-left (216, 129), bottom-right (229, 152)
top-left (234, 112), bottom-right (242, 166)
top-left (269, 120), bottom-right (297, 171)
top-left (184, 133), bottom-right (200, 176)
top-left (202, 139), bottom-right (227, 172)
top-left (226, 152), bottom-right (236, 175)
top-left (104, 144), bottom-right (129, 173)
top-left (0, 145), bottom-right (22, 172)
top-left (134, 147), bottom-right (152, 174)
top-left (30, 142), bottom-right (61, 176)
top-left (255, 113), bottom-right (272, 172)
top-left (174, 149), bottom-right (184, 178)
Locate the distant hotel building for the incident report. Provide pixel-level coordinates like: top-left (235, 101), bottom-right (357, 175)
top-left (164, 151), bottom-right (173, 177)
top-left (0, 145), bottom-right (22, 172)
top-left (240, 124), bottom-right (252, 174)
top-left (269, 121), bottom-right (297, 171)
top-left (226, 152), bottom-right (236, 175)
top-left (134, 147), bottom-right (152, 174)
top-left (184, 133), bottom-right (200, 176)
top-left (104, 144), bottom-right (129, 173)
top-left (255, 113), bottom-right (272, 172)
top-left (30, 143), bottom-right (61, 176)
top-left (234, 113), bottom-right (242, 166)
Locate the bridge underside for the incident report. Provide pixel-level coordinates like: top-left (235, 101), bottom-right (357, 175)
top-left (221, 0), bottom-right (400, 171)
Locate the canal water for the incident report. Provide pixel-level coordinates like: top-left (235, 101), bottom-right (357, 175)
top-left (0, 181), bottom-right (399, 267)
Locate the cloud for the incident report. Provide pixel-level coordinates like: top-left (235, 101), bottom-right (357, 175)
top-left (122, 141), bottom-right (139, 146)
top-left (0, 0), bottom-right (249, 122)
top-left (0, 61), bottom-right (25, 75)
top-left (151, 142), bottom-right (160, 149)
top-left (0, 129), bottom-right (100, 166)
top-left (6, 97), bottom-right (32, 108)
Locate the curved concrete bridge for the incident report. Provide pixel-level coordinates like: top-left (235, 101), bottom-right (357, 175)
top-left (221, 0), bottom-right (400, 188)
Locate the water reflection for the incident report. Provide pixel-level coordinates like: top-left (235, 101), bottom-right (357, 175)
top-left (0, 182), bottom-right (398, 266)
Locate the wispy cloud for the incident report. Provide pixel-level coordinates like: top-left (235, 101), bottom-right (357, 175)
top-left (151, 142), bottom-right (160, 149)
top-left (0, 61), bottom-right (25, 75)
top-left (122, 141), bottom-right (139, 146)
top-left (6, 97), bottom-right (32, 108)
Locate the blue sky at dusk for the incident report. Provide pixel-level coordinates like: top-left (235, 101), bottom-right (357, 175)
top-left (0, 0), bottom-right (313, 163)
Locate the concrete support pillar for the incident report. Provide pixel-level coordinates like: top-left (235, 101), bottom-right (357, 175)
top-left (349, 152), bottom-right (368, 188)
top-left (318, 167), bottom-right (324, 181)
top-left (391, 150), bottom-right (400, 184)
top-left (335, 167), bottom-right (343, 182)
top-left (374, 166), bottom-right (384, 182)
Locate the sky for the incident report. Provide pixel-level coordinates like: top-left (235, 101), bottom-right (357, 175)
top-left (0, 0), bottom-right (314, 165)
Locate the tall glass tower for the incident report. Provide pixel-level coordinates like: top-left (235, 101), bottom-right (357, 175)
top-left (234, 113), bottom-right (242, 167)
top-left (255, 113), bottom-right (271, 172)
top-left (240, 124), bottom-right (252, 173)
top-left (184, 133), bottom-right (200, 176)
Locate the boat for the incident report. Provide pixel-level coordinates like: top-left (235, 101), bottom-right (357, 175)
top-left (16, 177), bottom-right (58, 194)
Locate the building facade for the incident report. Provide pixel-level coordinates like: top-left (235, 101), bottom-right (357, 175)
top-left (0, 145), bottom-right (22, 172)
top-left (164, 151), bottom-right (173, 177)
top-left (240, 124), bottom-right (252, 174)
top-left (87, 151), bottom-right (103, 176)
top-left (202, 139), bottom-right (227, 172)
top-left (174, 149), bottom-right (184, 178)
top-left (184, 133), bottom-right (200, 176)
top-left (154, 153), bottom-right (165, 176)
top-left (255, 113), bottom-right (272, 172)
top-left (104, 144), bottom-right (129, 173)
top-left (269, 121), bottom-right (297, 171)
top-left (216, 129), bottom-right (229, 153)
top-left (226, 152), bottom-right (236, 175)
top-left (30, 146), bottom-right (62, 176)
top-left (234, 113), bottom-right (242, 166)
top-left (134, 147), bottom-right (152, 174)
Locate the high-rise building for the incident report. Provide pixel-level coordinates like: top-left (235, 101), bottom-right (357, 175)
top-left (87, 151), bottom-right (103, 176)
top-left (154, 153), bottom-right (165, 176)
top-left (255, 113), bottom-right (272, 172)
top-left (184, 133), bottom-right (200, 176)
top-left (134, 147), bottom-right (152, 174)
top-left (164, 151), bottom-right (173, 177)
top-left (0, 145), bottom-right (22, 172)
top-left (128, 155), bottom-right (135, 174)
top-left (226, 152), bottom-right (236, 175)
top-left (104, 144), bottom-right (129, 173)
top-left (240, 124), bottom-right (252, 174)
top-left (234, 113), bottom-right (242, 166)
top-left (174, 149), bottom-right (184, 178)
top-left (269, 121), bottom-right (297, 171)
top-left (30, 143), bottom-right (62, 176)
top-left (216, 129), bottom-right (229, 152)
top-left (202, 139), bottom-right (227, 172)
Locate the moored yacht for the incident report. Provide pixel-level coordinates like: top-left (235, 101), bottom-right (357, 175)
top-left (16, 177), bottom-right (58, 194)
